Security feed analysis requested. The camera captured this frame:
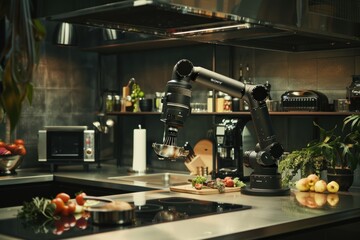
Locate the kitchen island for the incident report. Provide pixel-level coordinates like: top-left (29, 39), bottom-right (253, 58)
top-left (0, 164), bottom-right (359, 239)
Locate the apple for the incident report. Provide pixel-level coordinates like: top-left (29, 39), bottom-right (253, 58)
top-left (327, 181), bottom-right (339, 193)
top-left (327, 193), bottom-right (340, 207)
top-left (307, 174), bottom-right (319, 186)
top-left (14, 139), bottom-right (25, 146)
top-left (309, 185), bottom-right (315, 192)
top-left (314, 193), bottom-right (327, 207)
top-left (296, 178), bottom-right (310, 192)
top-left (314, 180), bottom-right (327, 193)
top-left (13, 145), bottom-right (26, 155)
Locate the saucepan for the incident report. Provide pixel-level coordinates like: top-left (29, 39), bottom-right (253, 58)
top-left (152, 143), bottom-right (189, 159)
top-left (84, 196), bottom-right (135, 225)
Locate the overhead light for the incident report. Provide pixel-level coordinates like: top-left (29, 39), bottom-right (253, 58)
top-left (53, 22), bottom-right (77, 46)
top-left (172, 23), bottom-right (252, 36)
top-left (102, 28), bottom-right (120, 41)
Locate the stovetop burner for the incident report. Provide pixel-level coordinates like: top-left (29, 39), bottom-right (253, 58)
top-left (0, 197), bottom-right (251, 240)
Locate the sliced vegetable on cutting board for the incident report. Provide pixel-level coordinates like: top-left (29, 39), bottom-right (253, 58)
top-left (171, 176), bottom-right (246, 195)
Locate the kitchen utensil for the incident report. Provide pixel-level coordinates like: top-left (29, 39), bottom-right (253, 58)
top-left (0, 155), bottom-right (23, 175)
top-left (152, 143), bottom-right (189, 159)
top-left (139, 98), bottom-right (153, 112)
top-left (85, 198), bottom-right (135, 225)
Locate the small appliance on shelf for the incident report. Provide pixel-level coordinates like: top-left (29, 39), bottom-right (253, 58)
top-left (281, 90), bottom-right (329, 111)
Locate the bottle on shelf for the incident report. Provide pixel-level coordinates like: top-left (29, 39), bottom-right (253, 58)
top-left (216, 91), bottom-right (225, 112)
top-left (207, 90), bottom-right (214, 112)
top-left (347, 75), bottom-right (360, 112)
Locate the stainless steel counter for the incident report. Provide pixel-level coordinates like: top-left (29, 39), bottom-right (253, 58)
top-left (0, 164), bottom-right (360, 239)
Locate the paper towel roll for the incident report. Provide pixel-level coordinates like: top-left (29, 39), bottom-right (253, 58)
top-left (132, 128), bottom-right (146, 172)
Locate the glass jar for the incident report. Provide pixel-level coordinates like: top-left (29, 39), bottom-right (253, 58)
top-left (223, 94), bottom-right (232, 112)
top-left (216, 91), bottom-right (225, 112)
top-left (347, 75), bottom-right (360, 112)
top-left (105, 94), bottom-right (113, 112)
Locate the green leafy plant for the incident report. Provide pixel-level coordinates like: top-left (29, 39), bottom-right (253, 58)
top-left (279, 114), bottom-right (360, 187)
top-left (0, 0), bottom-right (45, 134)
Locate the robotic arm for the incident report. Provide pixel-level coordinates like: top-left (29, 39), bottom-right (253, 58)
top-left (154, 59), bottom-right (289, 196)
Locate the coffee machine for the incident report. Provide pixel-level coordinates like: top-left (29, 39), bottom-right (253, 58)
top-left (214, 119), bottom-right (246, 180)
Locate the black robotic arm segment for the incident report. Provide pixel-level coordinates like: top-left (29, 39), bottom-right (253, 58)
top-left (155, 59), bottom-right (289, 196)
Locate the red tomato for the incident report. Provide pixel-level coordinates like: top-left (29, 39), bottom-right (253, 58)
top-left (52, 198), bottom-right (65, 214)
top-left (67, 201), bottom-right (76, 215)
top-left (56, 193), bottom-right (70, 203)
top-left (75, 192), bottom-right (87, 206)
top-left (0, 141), bottom-right (6, 148)
top-left (61, 205), bottom-right (70, 216)
top-left (223, 176), bottom-right (232, 182)
top-left (225, 179), bottom-right (234, 187)
top-left (14, 139), bottom-right (25, 145)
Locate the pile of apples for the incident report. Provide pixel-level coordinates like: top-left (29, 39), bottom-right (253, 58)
top-left (0, 139), bottom-right (26, 156)
top-left (296, 173), bottom-right (339, 193)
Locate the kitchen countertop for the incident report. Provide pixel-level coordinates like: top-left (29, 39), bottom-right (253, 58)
top-left (1, 163), bottom-right (360, 239)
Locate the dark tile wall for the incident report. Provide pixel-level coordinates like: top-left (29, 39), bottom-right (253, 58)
top-left (0, 21), bottom-right (98, 168)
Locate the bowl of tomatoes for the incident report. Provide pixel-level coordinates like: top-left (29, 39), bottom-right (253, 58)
top-left (0, 139), bottom-right (26, 175)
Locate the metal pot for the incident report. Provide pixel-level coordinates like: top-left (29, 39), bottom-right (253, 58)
top-left (84, 196), bottom-right (135, 225)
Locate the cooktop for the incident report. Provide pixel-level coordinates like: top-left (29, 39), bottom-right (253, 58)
top-left (0, 197), bottom-right (251, 240)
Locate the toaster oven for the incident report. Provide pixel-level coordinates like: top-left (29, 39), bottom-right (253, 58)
top-left (281, 90), bottom-right (329, 111)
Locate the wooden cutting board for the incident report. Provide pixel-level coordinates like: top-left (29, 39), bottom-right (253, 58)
top-left (170, 184), bottom-right (241, 195)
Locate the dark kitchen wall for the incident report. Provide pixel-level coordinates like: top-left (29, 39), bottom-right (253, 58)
top-left (114, 45), bottom-right (360, 187)
top-left (0, 20), bottom-right (99, 168)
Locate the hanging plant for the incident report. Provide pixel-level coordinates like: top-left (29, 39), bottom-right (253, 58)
top-left (0, 0), bottom-right (45, 135)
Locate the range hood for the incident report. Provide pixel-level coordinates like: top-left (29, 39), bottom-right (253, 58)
top-left (48, 0), bottom-right (360, 52)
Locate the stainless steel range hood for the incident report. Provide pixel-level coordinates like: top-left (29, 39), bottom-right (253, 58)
top-left (48, 0), bottom-right (360, 52)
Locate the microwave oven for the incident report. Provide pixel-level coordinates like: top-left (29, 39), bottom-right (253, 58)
top-left (38, 126), bottom-right (95, 166)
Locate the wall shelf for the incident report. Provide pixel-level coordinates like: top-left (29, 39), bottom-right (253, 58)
top-left (107, 111), bottom-right (357, 116)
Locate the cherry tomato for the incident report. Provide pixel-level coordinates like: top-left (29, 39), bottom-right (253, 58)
top-left (75, 192), bottom-right (87, 206)
top-left (0, 141), bottom-right (6, 148)
top-left (67, 201), bottom-right (76, 215)
top-left (56, 193), bottom-right (70, 203)
top-left (61, 205), bottom-right (70, 216)
top-left (225, 179), bottom-right (234, 187)
top-left (52, 198), bottom-right (65, 214)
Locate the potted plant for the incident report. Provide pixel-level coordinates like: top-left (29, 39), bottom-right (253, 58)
top-left (278, 128), bottom-right (329, 187)
top-left (279, 114), bottom-right (360, 190)
top-left (326, 114), bottom-right (360, 190)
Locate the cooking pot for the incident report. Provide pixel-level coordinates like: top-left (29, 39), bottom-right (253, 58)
top-left (84, 196), bottom-right (135, 225)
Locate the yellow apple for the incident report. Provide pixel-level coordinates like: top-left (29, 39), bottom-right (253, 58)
top-left (327, 181), bottom-right (340, 193)
top-left (307, 174), bottom-right (319, 186)
top-left (314, 180), bottom-right (327, 193)
top-left (296, 178), bottom-right (310, 192)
